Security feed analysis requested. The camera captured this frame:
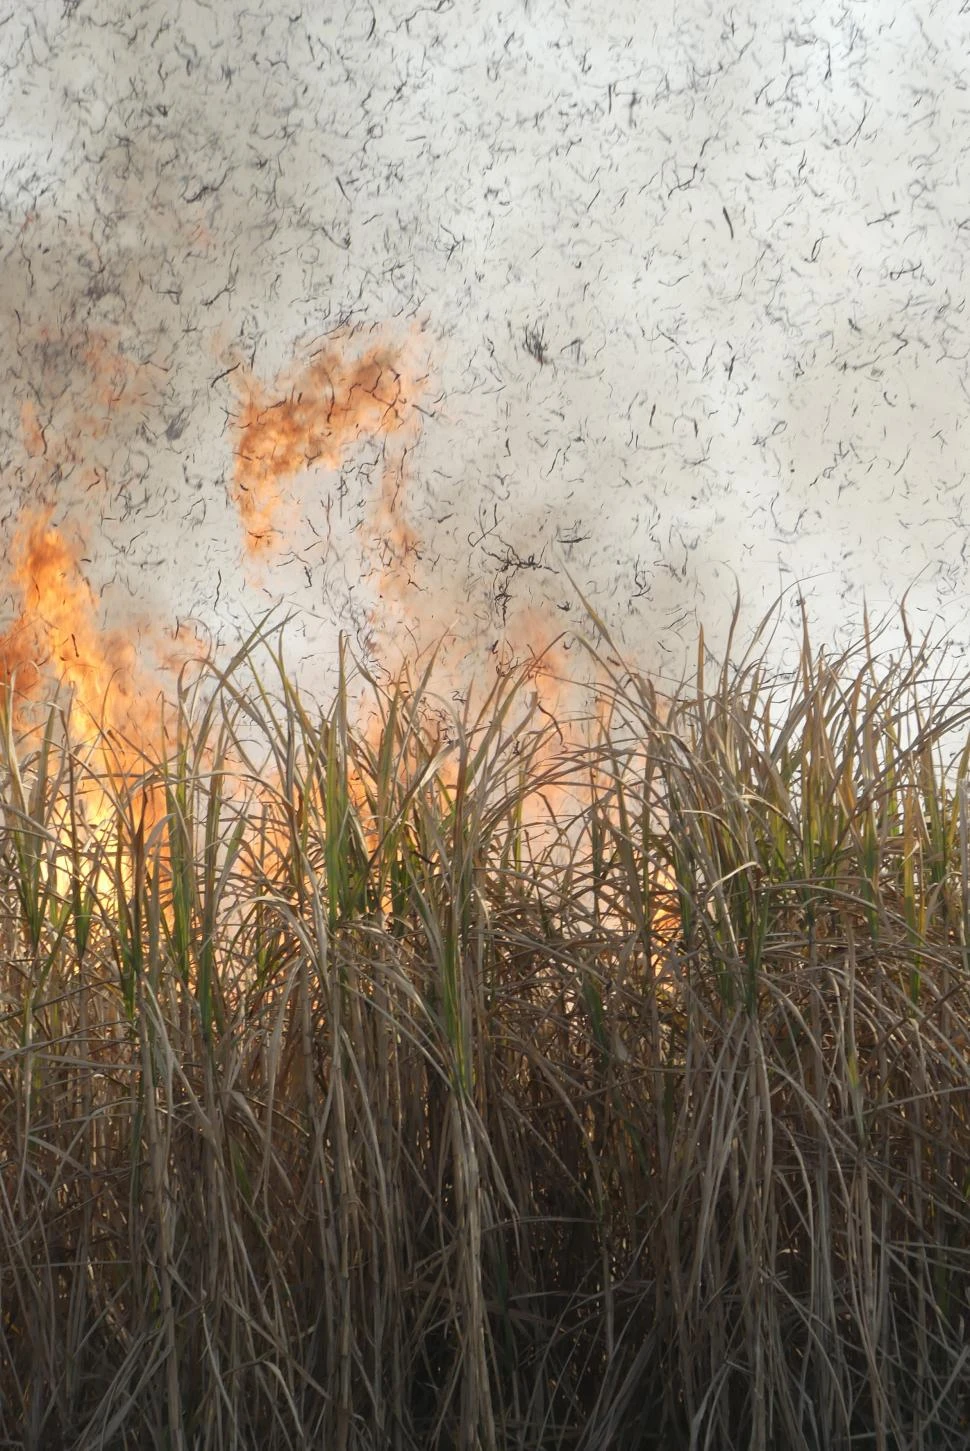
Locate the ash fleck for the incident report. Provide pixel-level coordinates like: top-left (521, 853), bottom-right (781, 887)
top-left (166, 410), bottom-right (189, 442)
top-left (523, 322), bottom-right (548, 366)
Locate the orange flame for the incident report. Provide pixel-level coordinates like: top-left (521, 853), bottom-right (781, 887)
top-left (0, 511), bottom-right (205, 778)
top-left (0, 515), bottom-right (137, 733)
top-left (2, 317), bottom-right (680, 957)
top-left (232, 340), bottom-right (422, 556)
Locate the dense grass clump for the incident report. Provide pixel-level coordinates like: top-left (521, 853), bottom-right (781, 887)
top-left (1, 607), bottom-right (970, 1451)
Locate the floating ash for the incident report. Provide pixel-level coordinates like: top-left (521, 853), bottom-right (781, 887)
top-left (231, 336), bottom-right (425, 559)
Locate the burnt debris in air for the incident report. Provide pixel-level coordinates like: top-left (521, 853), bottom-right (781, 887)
top-left (523, 321), bottom-right (548, 366)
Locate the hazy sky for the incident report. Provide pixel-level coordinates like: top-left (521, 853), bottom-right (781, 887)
top-left (2, 0), bottom-right (968, 706)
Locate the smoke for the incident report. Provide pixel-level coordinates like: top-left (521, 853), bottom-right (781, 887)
top-left (1, 0), bottom-right (966, 725)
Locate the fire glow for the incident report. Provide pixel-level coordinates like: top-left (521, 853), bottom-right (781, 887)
top-left (232, 340), bottom-right (422, 560)
top-left (1, 513), bottom-right (152, 746)
top-left (0, 327), bottom-right (678, 960)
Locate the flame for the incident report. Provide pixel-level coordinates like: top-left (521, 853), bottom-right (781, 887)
top-left (2, 322), bottom-right (679, 963)
top-left (226, 332), bottom-right (680, 956)
top-left (232, 339), bottom-right (422, 556)
top-left (0, 512), bottom-right (204, 850)
top-left (0, 514), bottom-right (139, 736)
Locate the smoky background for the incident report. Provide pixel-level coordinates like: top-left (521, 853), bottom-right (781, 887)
top-left (1, 0), bottom-right (968, 715)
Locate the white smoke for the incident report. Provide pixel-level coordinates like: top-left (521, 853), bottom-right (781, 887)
top-left (1, 0), bottom-right (967, 712)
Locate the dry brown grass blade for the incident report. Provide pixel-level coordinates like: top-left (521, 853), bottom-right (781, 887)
top-left (0, 607), bottom-right (969, 1449)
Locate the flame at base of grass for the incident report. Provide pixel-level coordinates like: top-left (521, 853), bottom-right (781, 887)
top-left (0, 509), bottom-right (681, 968)
top-left (0, 514), bottom-right (141, 741)
top-left (0, 512), bottom-right (207, 903)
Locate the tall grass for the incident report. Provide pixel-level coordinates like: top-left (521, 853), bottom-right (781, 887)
top-left (1, 606), bottom-right (969, 1450)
